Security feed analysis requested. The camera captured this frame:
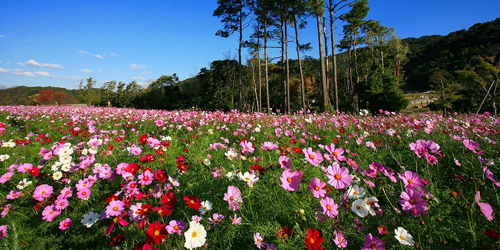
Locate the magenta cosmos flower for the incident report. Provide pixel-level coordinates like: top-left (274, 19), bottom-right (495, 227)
top-left (223, 186), bottom-right (242, 211)
top-left (320, 196), bottom-right (339, 218)
top-left (240, 141), bottom-right (255, 154)
top-left (362, 233), bottom-right (385, 250)
top-left (398, 171), bottom-right (424, 188)
top-left (280, 169), bottom-right (301, 192)
top-left (59, 218), bottom-right (73, 230)
top-left (333, 230), bottom-right (347, 248)
top-left (0, 225), bottom-right (7, 239)
top-left (33, 184), bottom-right (54, 201)
top-left (309, 177), bottom-right (326, 198)
top-left (138, 170), bottom-right (154, 186)
top-left (324, 143), bottom-right (346, 162)
top-left (326, 164), bottom-right (352, 189)
top-left (303, 147), bottom-right (323, 166)
top-left (42, 205), bottom-right (61, 222)
top-left (399, 188), bottom-right (428, 217)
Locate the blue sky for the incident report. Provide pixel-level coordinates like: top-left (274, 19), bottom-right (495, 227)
top-left (1, 0), bottom-right (499, 89)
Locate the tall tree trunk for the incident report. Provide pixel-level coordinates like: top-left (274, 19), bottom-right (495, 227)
top-left (281, 13), bottom-right (286, 113)
top-left (257, 21), bottom-right (262, 113)
top-left (323, 17), bottom-right (330, 106)
top-left (293, 16), bottom-right (306, 111)
top-left (264, 18), bottom-right (270, 114)
top-left (353, 34), bottom-right (360, 111)
top-left (329, 0), bottom-right (339, 111)
top-left (285, 16), bottom-right (290, 114)
top-left (315, 2), bottom-right (328, 109)
top-left (238, 8), bottom-right (243, 111)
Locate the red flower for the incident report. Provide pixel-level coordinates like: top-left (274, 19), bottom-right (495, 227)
top-left (138, 204), bottom-right (153, 216)
top-left (305, 227), bottom-right (324, 250)
top-left (139, 134), bottom-right (149, 146)
top-left (110, 234), bottom-right (125, 246)
top-left (106, 194), bottom-right (120, 204)
top-left (161, 192), bottom-right (177, 208)
top-left (153, 205), bottom-right (172, 217)
top-left (277, 225), bottom-right (293, 240)
top-left (106, 211), bottom-right (129, 236)
top-left (154, 169), bottom-right (168, 183)
top-left (293, 147), bottom-right (302, 154)
top-left (250, 164), bottom-right (265, 177)
top-left (482, 229), bottom-right (500, 238)
top-left (145, 221), bottom-right (167, 245)
top-left (29, 168), bottom-right (39, 177)
top-left (126, 163), bottom-right (139, 175)
top-left (183, 195), bottom-right (202, 210)
top-left (176, 163), bottom-right (189, 173)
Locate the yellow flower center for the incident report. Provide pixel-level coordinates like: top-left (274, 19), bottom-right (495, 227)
top-left (335, 174), bottom-right (341, 180)
top-left (192, 231), bottom-right (197, 238)
top-left (400, 235), bottom-right (405, 241)
top-left (154, 230), bottom-right (160, 236)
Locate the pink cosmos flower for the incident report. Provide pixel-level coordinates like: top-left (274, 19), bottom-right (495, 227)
top-left (138, 170), bottom-right (153, 186)
top-left (128, 203), bottom-right (144, 222)
top-left (42, 205), bottom-right (60, 222)
top-left (260, 141), bottom-right (278, 151)
top-left (59, 218), bottom-right (73, 230)
top-left (333, 230), bottom-right (347, 248)
top-left (463, 138), bottom-right (484, 154)
top-left (254, 232), bottom-right (266, 249)
top-left (223, 186), bottom-right (242, 211)
top-left (6, 190), bottom-right (22, 200)
top-left (128, 145), bottom-right (142, 156)
top-left (399, 188), bottom-right (428, 217)
top-left (320, 196), bottom-right (339, 218)
top-left (33, 184), bottom-right (54, 201)
top-left (17, 163), bottom-right (33, 173)
top-left (1, 204), bottom-right (11, 218)
top-left (484, 167), bottom-right (500, 188)
top-left (166, 220), bottom-right (185, 235)
top-left (476, 191), bottom-right (494, 221)
top-left (54, 198), bottom-right (69, 211)
top-left (280, 169), bottom-right (301, 192)
top-left (0, 225), bottom-right (7, 239)
top-left (309, 177), bottom-right (326, 198)
top-left (324, 143), bottom-right (346, 162)
top-left (231, 214), bottom-right (242, 225)
top-left (326, 164), bottom-right (352, 189)
top-left (240, 141), bottom-right (254, 154)
top-left (398, 171), bottom-right (424, 188)
top-left (303, 147), bottom-right (323, 166)
top-left (76, 188), bottom-right (91, 200)
top-left (58, 187), bottom-right (73, 199)
top-left (0, 172), bottom-right (14, 184)
top-left (278, 155), bottom-right (291, 169)
top-left (106, 200), bottom-right (125, 217)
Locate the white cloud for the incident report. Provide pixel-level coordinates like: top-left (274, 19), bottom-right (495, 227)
top-left (109, 52), bottom-right (118, 57)
top-left (110, 71), bottom-right (115, 74)
top-left (140, 71), bottom-right (152, 76)
top-left (0, 67), bottom-right (53, 78)
top-left (0, 60), bottom-right (3, 63)
top-left (131, 76), bottom-right (144, 81)
top-left (130, 64), bottom-right (146, 70)
top-left (0, 35), bottom-right (6, 38)
top-left (81, 69), bottom-right (92, 73)
top-left (98, 69), bottom-right (103, 73)
top-left (16, 59), bottom-right (63, 69)
top-left (79, 50), bottom-right (104, 59)
top-left (57, 75), bottom-right (82, 81)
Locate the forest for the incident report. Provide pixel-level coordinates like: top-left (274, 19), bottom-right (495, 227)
top-left (1, 1), bottom-right (499, 115)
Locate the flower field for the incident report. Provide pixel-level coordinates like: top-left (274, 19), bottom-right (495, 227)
top-left (0, 106), bottom-right (499, 250)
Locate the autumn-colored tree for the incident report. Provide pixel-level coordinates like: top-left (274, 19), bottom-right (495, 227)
top-left (37, 89), bottom-right (54, 105)
top-left (53, 91), bottom-right (70, 105)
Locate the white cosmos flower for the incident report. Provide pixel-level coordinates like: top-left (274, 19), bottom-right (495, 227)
top-left (394, 227), bottom-right (414, 246)
top-left (17, 178), bottom-right (32, 190)
top-left (198, 200), bottom-right (213, 215)
top-left (347, 184), bottom-right (365, 199)
top-left (184, 221), bottom-right (207, 250)
top-left (238, 171), bottom-right (259, 185)
top-left (226, 171), bottom-right (235, 180)
top-left (0, 154), bottom-right (10, 161)
top-left (203, 159), bottom-right (211, 166)
top-left (225, 150), bottom-right (237, 161)
top-left (53, 171), bottom-right (63, 181)
top-left (352, 199), bottom-right (368, 218)
top-left (81, 212), bottom-right (99, 228)
top-left (363, 197), bottom-right (379, 216)
top-left (59, 155), bottom-right (72, 164)
top-left (57, 146), bottom-right (73, 156)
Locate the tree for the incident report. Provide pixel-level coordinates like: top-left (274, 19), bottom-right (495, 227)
top-left (36, 89), bottom-right (54, 105)
top-left (310, 0), bottom-right (329, 109)
top-left (53, 91), bottom-right (70, 105)
top-left (214, 0), bottom-right (254, 111)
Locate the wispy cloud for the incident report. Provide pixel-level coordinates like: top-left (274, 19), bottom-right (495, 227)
top-left (78, 50), bottom-right (104, 59)
top-left (130, 64), bottom-right (146, 70)
top-left (98, 69), bottom-right (103, 73)
top-left (0, 35), bottom-right (5, 38)
top-left (16, 59), bottom-right (63, 69)
top-left (0, 67), bottom-right (54, 78)
top-left (140, 71), bottom-right (152, 76)
top-left (109, 52), bottom-right (119, 57)
top-left (131, 76), bottom-right (144, 81)
top-left (80, 69), bottom-right (93, 73)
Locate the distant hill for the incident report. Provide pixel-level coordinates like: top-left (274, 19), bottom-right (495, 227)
top-left (0, 86), bottom-right (79, 105)
top-left (402, 18), bottom-right (500, 92)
